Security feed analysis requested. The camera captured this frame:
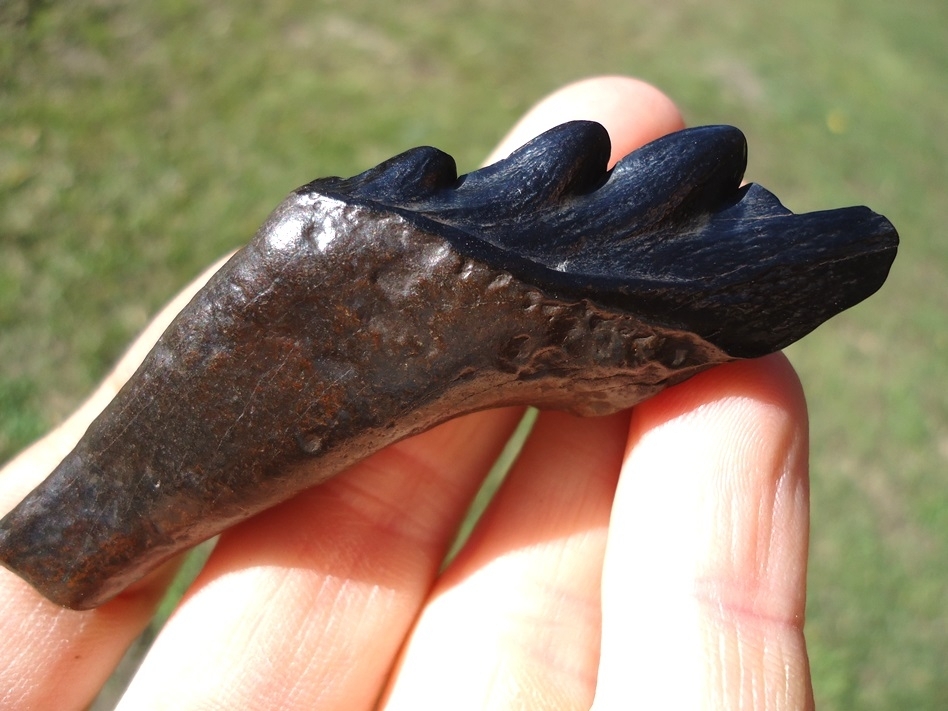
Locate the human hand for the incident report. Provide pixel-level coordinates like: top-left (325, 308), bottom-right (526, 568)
top-left (0, 76), bottom-right (813, 710)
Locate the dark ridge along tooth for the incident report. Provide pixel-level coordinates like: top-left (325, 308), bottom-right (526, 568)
top-left (0, 121), bottom-right (898, 609)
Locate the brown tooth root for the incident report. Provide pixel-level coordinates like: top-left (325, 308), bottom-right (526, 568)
top-left (0, 122), bottom-right (898, 609)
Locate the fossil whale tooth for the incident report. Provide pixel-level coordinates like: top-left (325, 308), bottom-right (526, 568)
top-left (0, 121), bottom-right (898, 609)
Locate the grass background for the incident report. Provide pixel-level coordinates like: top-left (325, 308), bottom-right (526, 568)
top-left (1, 0), bottom-right (945, 707)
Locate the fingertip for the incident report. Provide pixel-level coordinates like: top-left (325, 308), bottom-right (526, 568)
top-left (484, 75), bottom-right (684, 166)
top-left (581, 75), bottom-right (686, 164)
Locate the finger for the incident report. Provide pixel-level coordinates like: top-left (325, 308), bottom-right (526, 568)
top-left (0, 256), bottom-right (230, 711)
top-left (381, 75), bottom-right (687, 711)
top-left (594, 354), bottom-right (813, 709)
top-left (382, 411), bottom-right (628, 711)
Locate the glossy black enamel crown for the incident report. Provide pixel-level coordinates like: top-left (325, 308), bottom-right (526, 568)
top-left (310, 121), bottom-right (898, 357)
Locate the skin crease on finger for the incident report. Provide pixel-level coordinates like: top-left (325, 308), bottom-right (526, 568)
top-left (0, 76), bottom-right (814, 710)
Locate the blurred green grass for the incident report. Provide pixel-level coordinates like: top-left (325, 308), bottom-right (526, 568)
top-left (1, 1), bottom-right (945, 708)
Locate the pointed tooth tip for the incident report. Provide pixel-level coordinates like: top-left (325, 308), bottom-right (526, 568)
top-left (508, 120), bottom-right (611, 161)
top-left (682, 125), bottom-right (747, 160)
